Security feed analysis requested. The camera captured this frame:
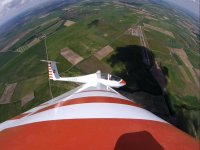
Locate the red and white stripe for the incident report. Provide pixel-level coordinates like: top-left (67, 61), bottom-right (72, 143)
top-left (0, 83), bottom-right (198, 150)
top-left (48, 63), bottom-right (53, 79)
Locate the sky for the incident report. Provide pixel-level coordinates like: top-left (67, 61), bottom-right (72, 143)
top-left (0, 0), bottom-right (51, 25)
top-left (0, 0), bottom-right (199, 26)
top-left (162, 0), bottom-right (199, 16)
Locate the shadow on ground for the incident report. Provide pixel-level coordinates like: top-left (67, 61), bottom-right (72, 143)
top-left (108, 45), bottom-right (199, 138)
top-left (107, 45), bottom-right (171, 119)
top-left (107, 45), bottom-right (165, 95)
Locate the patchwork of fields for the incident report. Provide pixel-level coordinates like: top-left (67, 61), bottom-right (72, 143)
top-left (0, 1), bottom-right (199, 138)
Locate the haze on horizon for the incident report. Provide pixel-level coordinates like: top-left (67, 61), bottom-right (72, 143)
top-left (0, 0), bottom-right (199, 26)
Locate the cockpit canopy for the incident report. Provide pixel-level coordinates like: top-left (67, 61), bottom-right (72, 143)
top-left (101, 73), bottom-right (121, 82)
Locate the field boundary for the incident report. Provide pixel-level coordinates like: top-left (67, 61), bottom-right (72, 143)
top-left (64, 20), bottom-right (75, 27)
top-left (94, 45), bottom-right (114, 60)
top-left (21, 91), bottom-right (35, 106)
top-left (144, 23), bottom-right (175, 38)
top-left (169, 47), bottom-right (199, 88)
top-left (60, 47), bottom-right (83, 65)
top-left (0, 83), bottom-right (17, 104)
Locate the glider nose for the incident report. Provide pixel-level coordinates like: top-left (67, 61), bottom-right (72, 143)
top-left (120, 80), bottom-right (126, 86)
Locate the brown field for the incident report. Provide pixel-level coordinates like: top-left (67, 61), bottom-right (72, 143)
top-left (143, 23), bottom-right (175, 38)
top-left (195, 69), bottom-right (200, 78)
top-left (144, 16), bottom-right (158, 21)
top-left (60, 47), bottom-right (83, 65)
top-left (21, 91), bottom-right (35, 106)
top-left (94, 45), bottom-right (114, 60)
top-left (76, 56), bottom-right (112, 74)
top-left (161, 16), bottom-right (169, 20)
top-left (113, 1), bottom-right (136, 9)
top-left (135, 9), bottom-right (154, 17)
top-left (170, 48), bottom-right (199, 87)
top-left (40, 18), bottom-right (59, 26)
top-left (0, 83), bottom-right (17, 104)
top-left (27, 38), bottom-right (40, 47)
top-left (64, 20), bottom-right (75, 27)
top-left (39, 13), bottom-right (49, 19)
top-left (179, 66), bottom-right (191, 83)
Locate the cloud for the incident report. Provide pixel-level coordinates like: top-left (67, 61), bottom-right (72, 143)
top-left (0, 0), bottom-right (43, 25)
top-left (1, 0), bottom-right (13, 7)
top-left (186, 0), bottom-right (198, 2)
top-left (7, 0), bottom-right (23, 8)
top-left (1, 0), bottom-right (33, 9)
top-left (163, 0), bottom-right (199, 16)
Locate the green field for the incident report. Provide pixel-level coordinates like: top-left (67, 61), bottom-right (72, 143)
top-left (0, 83), bottom-right (5, 96)
top-left (0, 52), bottom-right (19, 67)
top-left (0, 42), bottom-right (46, 82)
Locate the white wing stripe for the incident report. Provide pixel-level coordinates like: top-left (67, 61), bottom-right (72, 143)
top-left (0, 103), bottom-right (166, 131)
